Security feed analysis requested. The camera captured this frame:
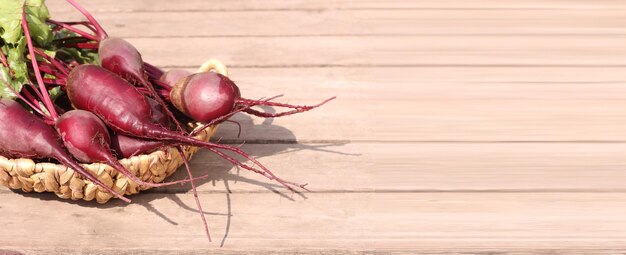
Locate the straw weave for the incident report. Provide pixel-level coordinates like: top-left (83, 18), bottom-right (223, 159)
top-left (0, 126), bottom-right (217, 203)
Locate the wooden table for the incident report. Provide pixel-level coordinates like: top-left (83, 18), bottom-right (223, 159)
top-left (3, 0), bottom-right (626, 254)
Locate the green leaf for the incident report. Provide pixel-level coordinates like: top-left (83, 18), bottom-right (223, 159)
top-left (0, 37), bottom-right (27, 99)
top-left (57, 47), bottom-right (99, 65)
top-left (25, 0), bottom-right (52, 46)
top-left (0, 0), bottom-right (53, 100)
top-left (0, 0), bottom-right (23, 44)
top-left (47, 85), bottom-right (62, 101)
top-left (0, 0), bottom-right (52, 46)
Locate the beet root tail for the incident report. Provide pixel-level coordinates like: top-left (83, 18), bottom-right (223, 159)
top-left (239, 96), bottom-right (336, 118)
top-left (149, 128), bottom-right (308, 192)
top-left (177, 146), bottom-right (211, 242)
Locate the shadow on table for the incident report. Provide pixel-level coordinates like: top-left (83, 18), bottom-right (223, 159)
top-left (13, 106), bottom-right (357, 247)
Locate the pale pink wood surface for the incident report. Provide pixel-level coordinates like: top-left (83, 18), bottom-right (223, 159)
top-left (3, 0), bottom-right (626, 254)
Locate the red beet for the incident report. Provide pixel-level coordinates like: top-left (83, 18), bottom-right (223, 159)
top-left (66, 65), bottom-right (306, 192)
top-left (56, 110), bottom-right (201, 188)
top-left (159, 69), bottom-right (191, 88)
top-left (110, 134), bottom-right (168, 158)
top-left (99, 37), bottom-right (148, 85)
top-left (168, 71), bottom-right (333, 124)
top-left (0, 100), bottom-right (129, 202)
top-left (170, 72), bottom-right (238, 123)
top-left (99, 37), bottom-right (183, 132)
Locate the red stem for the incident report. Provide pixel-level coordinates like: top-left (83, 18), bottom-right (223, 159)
top-left (49, 19), bottom-right (97, 33)
top-left (140, 77), bottom-right (185, 133)
top-left (47, 19), bottom-right (99, 41)
top-left (0, 79), bottom-right (47, 118)
top-left (144, 62), bottom-right (164, 78)
top-left (64, 0), bottom-right (108, 40)
top-left (33, 48), bottom-right (70, 77)
top-left (36, 63), bottom-right (67, 79)
top-left (27, 80), bottom-right (45, 103)
top-left (43, 78), bottom-right (67, 85)
top-left (0, 49), bottom-right (8, 68)
top-left (22, 8), bottom-right (58, 120)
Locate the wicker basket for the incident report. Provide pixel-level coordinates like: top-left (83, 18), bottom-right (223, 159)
top-left (0, 59), bottom-right (228, 203)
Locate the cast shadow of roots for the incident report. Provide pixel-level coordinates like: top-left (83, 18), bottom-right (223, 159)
top-left (13, 106), bottom-right (358, 246)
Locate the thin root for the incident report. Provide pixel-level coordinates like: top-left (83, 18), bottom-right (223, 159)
top-left (177, 146), bottom-right (212, 242)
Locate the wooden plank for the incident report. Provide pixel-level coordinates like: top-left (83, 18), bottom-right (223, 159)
top-left (49, 10), bottom-right (626, 37)
top-left (4, 142), bottom-right (626, 194)
top-left (161, 66), bottom-right (626, 142)
top-left (127, 36), bottom-right (626, 67)
top-left (4, 192), bottom-right (626, 251)
top-left (10, 249), bottom-right (626, 255)
top-left (46, 0), bottom-right (626, 12)
top-left (155, 142), bottom-right (626, 193)
top-left (0, 193), bottom-right (418, 249)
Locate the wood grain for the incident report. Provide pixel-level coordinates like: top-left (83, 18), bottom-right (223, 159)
top-left (113, 143), bottom-right (626, 192)
top-left (128, 36), bottom-right (626, 67)
top-left (4, 0), bottom-right (626, 253)
top-left (3, 192), bottom-right (626, 251)
top-left (201, 67), bottom-right (626, 142)
top-left (46, 0), bottom-right (626, 12)
top-left (50, 10), bottom-right (626, 37)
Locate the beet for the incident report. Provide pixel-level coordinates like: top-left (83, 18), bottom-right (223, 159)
top-left (170, 72), bottom-right (238, 123)
top-left (0, 100), bottom-right (129, 202)
top-left (56, 110), bottom-right (202, 188)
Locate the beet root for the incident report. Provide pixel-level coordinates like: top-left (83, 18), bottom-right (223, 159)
top-left (0, 100), bottom-right (130, 202)
top-left (99, 37), bottom-right (148, 85)
top-left (56, 110), bottom-right (205, 188)
top-left (159, 69), bottom-right (191, 88)
top-left (110, 134), bottom-right (169, 158)
top-left (66, 65), bottom-right (307, 192)
top-left (170, 72), bottom-right (238, 123)
top-left (168, 71), bottom-right (334, 124)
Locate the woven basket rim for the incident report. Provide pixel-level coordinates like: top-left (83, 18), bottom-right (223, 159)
top-left (0, 124), bottom-right (218, 203)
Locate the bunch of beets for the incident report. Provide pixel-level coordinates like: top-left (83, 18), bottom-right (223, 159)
top-left (0, 0), bottom-right (333, 241)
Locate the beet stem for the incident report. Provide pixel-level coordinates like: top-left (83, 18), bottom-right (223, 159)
top-left (33, 48), bottom-right (70, 77)
top-left (35, 63), bottom-right (65, 78)
top-left (144, 62), bottom-right (165, 78)
top-left (0, 79), bottom-right (47, 118)
top-left (49, 19), bottom-right (98, 33)
top-left (141, 78), bottom-right (185, 133)
top-left (42, 78), bottom-right (67, 86)
top-left (64, 0), bottom-right (108, 40)
top-left (21, 8), bottom-right (58, 120)
top-left (176, 146), bottom-right (211, 242)
top-left (46, 19), bottom-right (99, 42)
top-left (26, 80), bottom-right (46, 103)
top-left (0, 49), bottom-right (9, 68)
